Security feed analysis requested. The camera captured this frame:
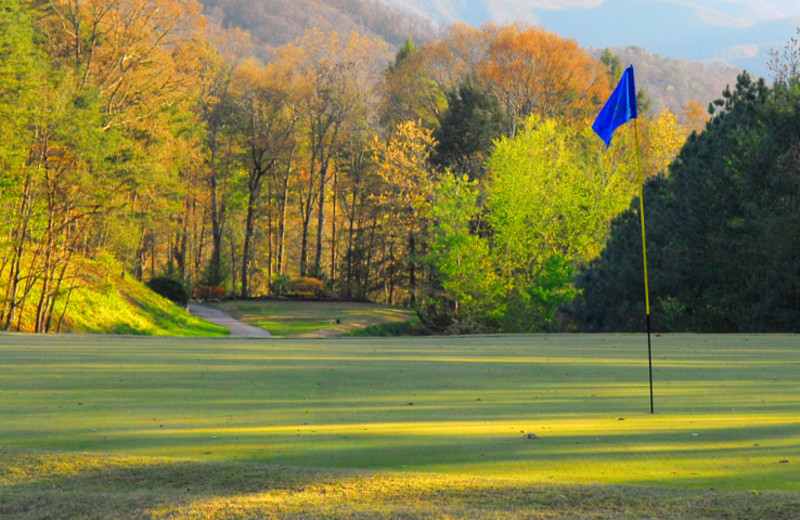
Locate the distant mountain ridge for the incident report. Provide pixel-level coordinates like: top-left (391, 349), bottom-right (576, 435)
top-left (597, 46), bottom-right (741, 117)
top-left (197, 0), bottom-right (745, 116)
top-left (380, 0), bottom-right (800, 77)
top-left (198, 0), bottom-right (438, 58)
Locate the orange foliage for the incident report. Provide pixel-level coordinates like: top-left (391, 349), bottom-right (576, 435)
top-left (384, 24), bottom-right (610, 134)
top-left (682, 98), bottom-right (710, 135)
top-left (287, 277), bottom-right (325, 297)
top-left (43, 0), bottom-right (206, 126)
top-left (192, 285), bottom-right (227, 301)
top-left (477, 24), bottom-right (610, 130)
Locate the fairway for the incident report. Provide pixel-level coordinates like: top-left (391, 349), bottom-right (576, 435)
top-left (2, 333), bottom-right (799, 517)
top-left (212, 300), bottom-right (417, 337)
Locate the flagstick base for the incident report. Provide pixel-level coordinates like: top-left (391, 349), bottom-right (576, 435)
top-left (647, 313), bottom-right (654, 414)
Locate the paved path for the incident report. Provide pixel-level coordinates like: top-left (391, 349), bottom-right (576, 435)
top-left (188, 303), bottom-right (272, 338)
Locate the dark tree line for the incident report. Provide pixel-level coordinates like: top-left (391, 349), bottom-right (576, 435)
top-left (575, 73), bottom-right (800, 332)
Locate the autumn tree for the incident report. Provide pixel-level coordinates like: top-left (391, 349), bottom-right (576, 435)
top-left (335, 127), bottom-right (382, 299)
top-left (230, 59), bottom-right (297, 297)
top-left (380, 24), bottom-right (486, 131)
top-left (39, 0), bottom-right (209, 283)
top-left (275, 29), bottom-right (387, 278)
top-left (0, 0), bottom-right (43, 329)
top-left (478, 24), bottom-right (610, 134)
top-left (382, 24), bottom-right (610, 138)
top-left (0, 0), bottom-right (214, 331)
top-left (370, 120), bottom-right (438, 305)
top-left (194, 26), bottom-right (252, 287)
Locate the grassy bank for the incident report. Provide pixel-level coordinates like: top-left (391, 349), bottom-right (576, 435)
top-left (1, 334), bottom-right (798, 518)
top-left (2, 256), bottom-right (227, 336)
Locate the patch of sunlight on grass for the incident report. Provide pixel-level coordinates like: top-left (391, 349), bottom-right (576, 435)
top-left (4, 449), bottom-right (800, 519)
top-left (153, 466), bottom-right (800, 519)
top-left (252, 319), bottom-right (333, 336)
top-left (116, 413), bottom-right (797, 437)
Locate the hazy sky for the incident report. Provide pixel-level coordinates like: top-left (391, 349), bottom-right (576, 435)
top-left (482, 0), bottom-right (800, 26)
top-left (385, 0), bottom-right (800, 75)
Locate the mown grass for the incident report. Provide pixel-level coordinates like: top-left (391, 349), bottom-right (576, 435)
top-left (1, 333), bottom-right (799, 518)
top-left (250, 319), bottom-right (334, 336)
top-left (3, 450), bottom-right (799, 519)
top-left (214, 300), bottom-right (416, 337)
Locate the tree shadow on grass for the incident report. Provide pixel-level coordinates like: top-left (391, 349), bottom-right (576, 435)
top-left (1, 449), bottom-right (348, 519)
top-left (3, 449), bottom-right (800, 520)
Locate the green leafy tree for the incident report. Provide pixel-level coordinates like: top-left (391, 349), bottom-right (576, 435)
top-left (600, 48), bottom-right (623, 82)
top-left (485, 116), bottom-right (639, 331)
top-left (427, 173), bottom-right (501, 330)
top-left (0, 0), bottom-right (42, 328)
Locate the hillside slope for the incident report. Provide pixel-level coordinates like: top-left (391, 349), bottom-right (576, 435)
top-left (597, 46), bottom-right (741, 117)
top-left (6, 256), bottom-right (228, 336)
top-left (198, 0), bottom-right (438, 57)
top-left (199, 1), bottom-right (740, 118)
top-left (380, 0), bottom-right (799, 77)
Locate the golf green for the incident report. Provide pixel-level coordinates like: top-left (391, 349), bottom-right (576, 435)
top-left (1, 333), bottom-right (798, 492)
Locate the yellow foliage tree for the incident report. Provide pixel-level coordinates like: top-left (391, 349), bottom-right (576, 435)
top-left (370, 120), bottom-right (438, 304)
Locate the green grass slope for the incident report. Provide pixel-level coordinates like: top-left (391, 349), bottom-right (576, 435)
top-left (0, 334), bottom-right (798, 518)
top-left (7, 257), bottom-right (227, 336)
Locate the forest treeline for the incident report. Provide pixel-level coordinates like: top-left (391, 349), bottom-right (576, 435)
top-left (2, 0), bottom-right (792, 334)
top-left (198, 0), bottom-right (740, 119)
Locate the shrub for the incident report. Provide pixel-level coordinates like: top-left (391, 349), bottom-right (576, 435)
top-left (147, 276), bottom-right (190, 307)
top-left (269, 273), bottom-right (291, 297)
top-left (287, 277), bottom-right (324, 298)
top-left (191, 285), bottom-right (227, 301)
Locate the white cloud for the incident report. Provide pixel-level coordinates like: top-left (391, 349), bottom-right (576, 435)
top-left (511, 0), bottom-right (605, 8)
top-left (485, 0), bottom-right (537, 23)
top-left (667, 0), bottom-right (800, 25)
top-left (668, 1), bottom-right (752, 28)
top-left (720, 43), bottom-right (762, 60)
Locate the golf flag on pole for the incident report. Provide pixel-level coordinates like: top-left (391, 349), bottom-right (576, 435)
top-left (592, 66), bottom-right (637, 147)
top-left (592, 65), bottom-right (655, 414)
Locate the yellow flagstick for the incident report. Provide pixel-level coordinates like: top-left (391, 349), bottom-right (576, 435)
top-left (633, 118), bottom-right (655, 414)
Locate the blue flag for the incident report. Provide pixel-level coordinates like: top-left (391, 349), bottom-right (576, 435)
top-left (592, 66), bottom-right (637, 147)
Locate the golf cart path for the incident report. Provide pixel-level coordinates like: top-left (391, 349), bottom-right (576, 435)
top-left (188, 303), bottom-right (272, 338)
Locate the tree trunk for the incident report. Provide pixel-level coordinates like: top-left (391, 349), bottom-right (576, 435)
top-left (208, 173), bottom-right (224, 285)
top-left (241, 186), bottom-right (259, 299)
top-left (313, 160), bottom-right (328, 278)
top-left (363, 215), bottom-right (378, 301)
top-left (176, 204), bottom-right (188, 280)
top-left (330, 169), bottom-right (337, 283)
top-left (266, 176), bottom-right (274, 284)
top-left (3, 172), bottom-right (33, 330)
top-left (345, 189), bottom-right (358, 296)
top-left (228, 232), bottom-right (237, 297)
top-left (277, 160), bottom-right (291, 276)
top-left (408, 230), bottom-right (416, 306)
